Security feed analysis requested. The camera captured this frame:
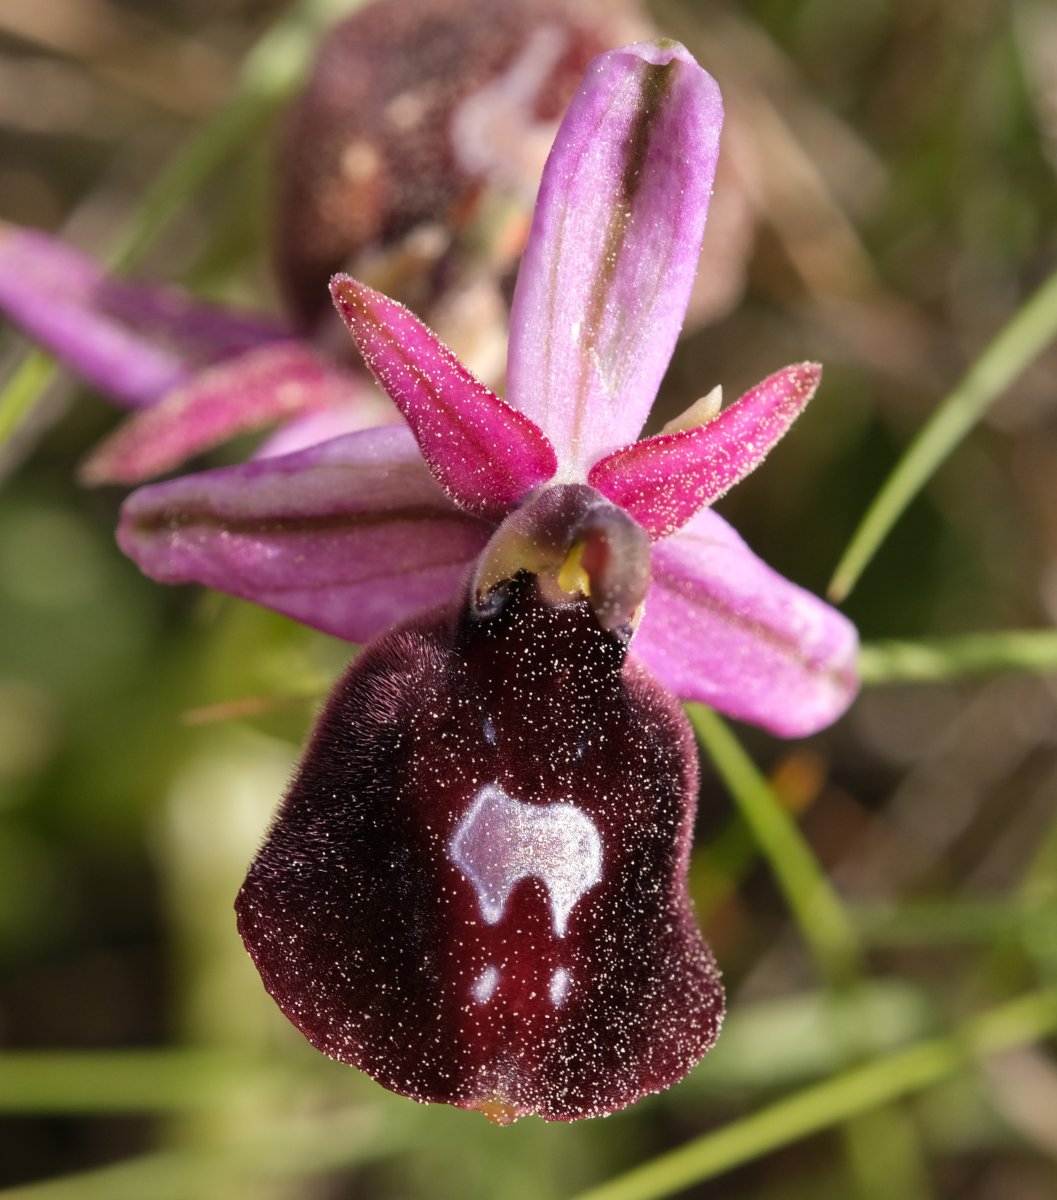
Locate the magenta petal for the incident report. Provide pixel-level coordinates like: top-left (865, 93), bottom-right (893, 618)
top-left (634, 510), bottom-right (859, 737)
top-left (0, 225), bottom-right (185, 406)
top-left (117, 425), bottom-right (492, 642)
top-left (80, 343), bottom-right (368, 484)
top-left (331, 276), bottom-right (556, 520)
top-left (96, 272), bottom-right (287, 363)
top-left (0, 225), bottom-right (287, 407)
top-left (254, 397), bottom-right (399, 460)
top-left (589, 364), bottom-right (823, 540)
top-left (237, 575), bottom-right (722, 1121)
top-left (505, 42), bottom-right (722, 473)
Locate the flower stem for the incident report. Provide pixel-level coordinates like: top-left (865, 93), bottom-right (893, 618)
top-left (0, 350), bottom-right (54, 463)
top-left (828, 264), bottom-right (1057, 602)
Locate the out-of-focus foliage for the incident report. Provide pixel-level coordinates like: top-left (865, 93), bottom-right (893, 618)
top-left (1, 0), bottom-right (1057, 1197)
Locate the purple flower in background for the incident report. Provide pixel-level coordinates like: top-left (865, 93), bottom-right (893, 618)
top-left (120, 41), bottom-right (858, 1121)
top-left (119, 36), bottom-right (856, 737)
top-left (0, 222), bottom-right (393, 483)
top-left (0, 0), bottom-right (638, 483)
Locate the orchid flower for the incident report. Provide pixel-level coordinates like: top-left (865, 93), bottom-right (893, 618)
top-left (120, 41), bottom-right (858, 1122)
top-left (0, 0), bottom-right (637, 484)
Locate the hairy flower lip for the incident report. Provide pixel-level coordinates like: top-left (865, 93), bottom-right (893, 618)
top-left (117, 33), bottom-right (851, 1126)
top-left (236, 571), bottom-right (724, 1122)
top-left (0, 14), bottom-right (865, 1129)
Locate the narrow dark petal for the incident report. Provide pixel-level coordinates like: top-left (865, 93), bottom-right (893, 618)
top-left (237, 574), bottom-right (723, 1122)
top-left (118, 425), bottom-right (491, 643)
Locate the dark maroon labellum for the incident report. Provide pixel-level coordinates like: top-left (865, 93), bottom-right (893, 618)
top-left (237, 573), bottom-right (723, 1122)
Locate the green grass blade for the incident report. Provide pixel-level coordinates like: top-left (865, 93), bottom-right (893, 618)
top-left (859, 630), bottom-right (1057, 684)
top-left (0, 1050), bottom-right (278, 1113)
top-left (829, 264), bottom-right (1057, 602)
top-left (690, 705), bottom-right (933, 1198)
top-left (569, 988), bottom-right (1057, 1200)
top-left (852, 901), bottom-right (1025, 945)
top-left (0, 351), bottom-right (54, 457)
top-left (688, 704), bottom-right (861, 985)
top-left (0, 1104), bottom-right (412, 1200)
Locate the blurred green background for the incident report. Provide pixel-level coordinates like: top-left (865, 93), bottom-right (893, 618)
top-left (2, 0), bottom-right (1057, 1197)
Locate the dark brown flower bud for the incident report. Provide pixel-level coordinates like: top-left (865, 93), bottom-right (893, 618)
top-left (274, 0), bottom-right (646, 344)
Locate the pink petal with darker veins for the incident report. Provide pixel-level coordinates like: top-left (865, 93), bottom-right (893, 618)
top-left (81, 343), bottom-right (371, 485)
top-left (633, 508), bottom-right (859, 737)
top-left (96, 270), bottom-right (287, 362)
top-left (505, 42), bottom-right (722, 474)
top-left (118, 424), bottom-right (492, 643)
top-left (254, 391), bottom-right (400, 460)
top-left (0, 224), bottom-right (287, 407)
top-left (0, 225), bottom-right (185, 406)
top-left (589, 364), bottom-right (822, 539)
top-left (331, 276), bottom-right (556, 521)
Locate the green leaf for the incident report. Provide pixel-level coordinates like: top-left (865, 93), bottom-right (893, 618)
top-left (859, 630), bottom-right (1057, 684)
top-left (829, 265), bottom-right (1057, 602)
top-left (688, 704), bottom-right (861, 986)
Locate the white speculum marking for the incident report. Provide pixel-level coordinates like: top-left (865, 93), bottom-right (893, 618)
top-left (472, 965), bottom-right (500, 1004)
top-left (549, 967), bottom-right (571, 1007)
top-left (449, 782), bottom-right (603, 938)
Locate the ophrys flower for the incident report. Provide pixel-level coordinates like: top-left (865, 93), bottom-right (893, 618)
top-left (122, 40), bottom-right (859, 1121)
